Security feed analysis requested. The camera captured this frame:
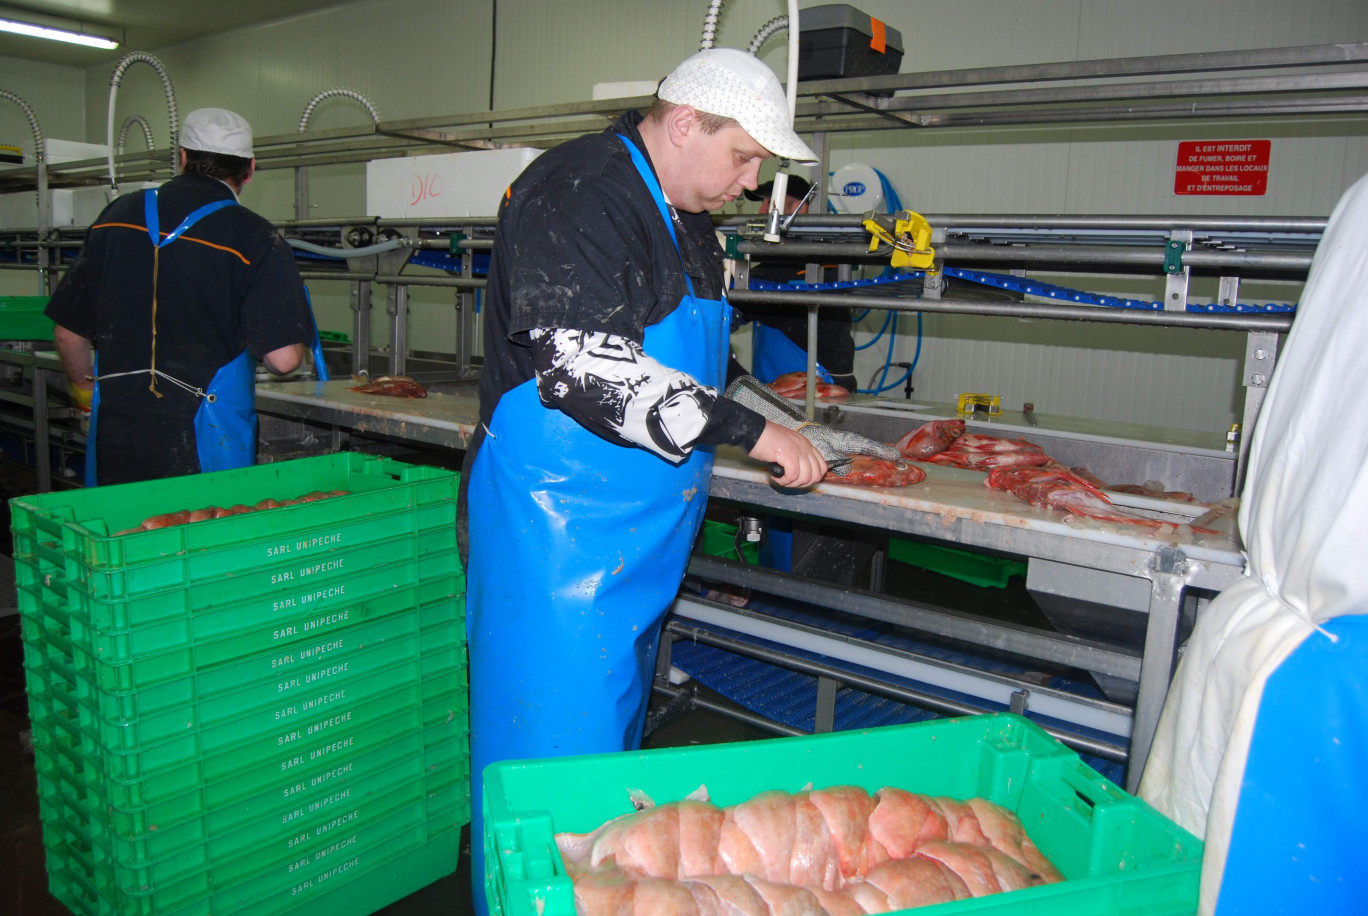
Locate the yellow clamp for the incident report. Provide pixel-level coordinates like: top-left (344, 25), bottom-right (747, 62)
top-left (957, 392), bottom-right (1001, 417)
top-left (69, 383), bottom-right (93, 411)
top-left (863, 209), bottom-right (936, 270)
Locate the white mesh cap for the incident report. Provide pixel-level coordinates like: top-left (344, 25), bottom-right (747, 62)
top-left (180, 108), bottom-right (253, 158)
top-left (658, 48), bottom-right (817, 163)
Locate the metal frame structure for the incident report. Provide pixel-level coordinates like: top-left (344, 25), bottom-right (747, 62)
top-left (1, 41), bottom-right (1363, 784)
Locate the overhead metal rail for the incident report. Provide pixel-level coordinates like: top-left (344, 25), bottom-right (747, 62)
top-left (1, 41), bottom-right (1363, 195)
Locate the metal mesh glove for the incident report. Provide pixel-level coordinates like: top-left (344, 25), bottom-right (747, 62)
top-left (725, 375), bottom-right (900, 475)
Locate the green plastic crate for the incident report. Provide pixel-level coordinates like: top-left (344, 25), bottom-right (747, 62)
top-left (484, 714), bottom-right (1202, 916)
top-left (888, 538), bottom-right (1027, 589)
top-left (91, 768), bottom-right (468, 906)
top-left (69, 647), bottom-right (459, 783)
top-left (91, 685), bottom-right (467, 814)
top-left (697, 519), bottom-right (759, 564)
top-left (8, 452), bottom-right (461, 575)
top-left (0, 295), bottom-right (55, 340)
top-left (94, 728), bottom-right (467, 872)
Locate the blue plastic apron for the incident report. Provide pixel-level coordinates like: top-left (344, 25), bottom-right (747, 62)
top-left (86, 190), bottom-right (256, 486)
top-left (753, 320), bottom-right (833, 385)
top-left (465, 135), bottom-right (729, 908)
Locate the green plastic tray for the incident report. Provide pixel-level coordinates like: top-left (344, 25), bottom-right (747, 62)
top-left (9, 452), bottom-right (460, 574)
top-left (73, 637), bottom-right (464, 754)
top-left (90, 788), bottom-right (466, 916)
top-left (0, 295), bottom-right (55, 340)
top-left (697, 519), bottom-right (760, 564)
top-left (484, 714), bottom-right (1202, 916)
top-left (63, 553), bottom-right (462, 663)
top-left (73, 651), bottom-right (459, 782)
top-left (95, 731), bottom-right (467, 872)
top-left (45, 827), bottom-right (467, 916)
top-left (69, 592), bottom-right (451, 699)
top-left (90, 686), bottom-right (467, 814)
top-left (93, 769), bottom-right (467, 904)
top-left (888, 538), bottom-right (1027, 589)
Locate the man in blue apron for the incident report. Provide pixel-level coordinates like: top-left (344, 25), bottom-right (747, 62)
top-left (47, 108), bottom-right (315, 485)
top-left (461, 48), bottom-right (896, 907)
top-left (736, 175), bottom-right (858, 391)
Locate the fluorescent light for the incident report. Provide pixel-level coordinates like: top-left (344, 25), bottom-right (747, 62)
top-left (0, 15), bottom-right (119, 50)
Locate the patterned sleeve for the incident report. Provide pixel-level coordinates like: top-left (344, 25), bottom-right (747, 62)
top-left (528, 327), bottom-right (724, 463)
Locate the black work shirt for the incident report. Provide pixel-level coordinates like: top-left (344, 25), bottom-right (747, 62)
top-left (473, 110), bottom-right (762, 454)
top-left (46, 173), bottom-right (312, 484)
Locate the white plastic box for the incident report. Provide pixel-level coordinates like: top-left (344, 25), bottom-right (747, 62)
top-left (365, 147), bottom-right (542, 219)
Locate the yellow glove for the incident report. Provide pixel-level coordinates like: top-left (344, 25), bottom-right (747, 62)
top-left (69, 383), bottom-right (93, 411)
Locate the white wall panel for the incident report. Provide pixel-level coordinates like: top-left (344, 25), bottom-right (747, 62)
top-left (0, 0), bottom-right (1353, 430)
top-left (0, 56), bottom-right (87, 296)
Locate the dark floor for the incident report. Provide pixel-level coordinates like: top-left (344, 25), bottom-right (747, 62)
top-left (0, 459), bottom-right (773, 916)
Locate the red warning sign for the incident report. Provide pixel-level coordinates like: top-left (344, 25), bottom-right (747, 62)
top-left (1175, 140), bottom-right (1270, 195)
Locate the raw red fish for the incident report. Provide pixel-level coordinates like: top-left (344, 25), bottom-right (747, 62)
top-left (985, 466), bottom-right (1216, 534)
top-left (768, 371), bottom-right (850, 403)
top-left (824, 456), bottom-right (926, 488)
top-left (114, 491), bottom-right (350, 536)
top-left (894, 420), bottom-right (965, 460)
top-left (1108, 483), bottom-right (1198, 503)
top-left (349, 374), bottom-right (428, 398)
top-left (924, 432), bottom-right (1051, 471)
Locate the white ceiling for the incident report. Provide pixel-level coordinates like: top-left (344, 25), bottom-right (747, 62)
top-left (0, 0), bottom-right (349, 67)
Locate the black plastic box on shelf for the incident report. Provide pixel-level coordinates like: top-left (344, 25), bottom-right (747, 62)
top-left (798, 3), bottom-right (904, 85)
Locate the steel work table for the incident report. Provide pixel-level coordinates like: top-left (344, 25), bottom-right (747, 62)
top-left (251, 378), bottom-right (1246, 786)
top-left (699, 449), bottom-right (1245, 789)
top-left (255, 378), bottom-right (479, 450)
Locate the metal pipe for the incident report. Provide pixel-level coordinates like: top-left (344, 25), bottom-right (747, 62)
top-left (730, 289), bottom-right (1295, 332)
top-left (796, 41), bottom-right (1368, 96)
top-left (296, 271), bottom-right (486, 289)
top-left (721, 213), bottom-right (1329, 233)
top-left (661, 620), bottom-right (1128, 761)
top-left (688, 556), bottom-right (1142, 679)
top-left (736, 240), bottom-right (1314, 272)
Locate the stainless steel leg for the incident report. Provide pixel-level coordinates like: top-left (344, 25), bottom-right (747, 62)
top-left (388, 284), bottom-right (408, 377)
top-left (815, 676), bottom-right (839, 733)
top-left (34, 366), bottom-right (51, 492)
top-left (351, 280), bottom-right (372, 377)
top-left (1128, 551), bottom-right (1187, 792)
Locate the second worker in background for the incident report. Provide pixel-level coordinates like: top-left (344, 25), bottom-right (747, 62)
top-left (46, 107), bottom-right (315, 486)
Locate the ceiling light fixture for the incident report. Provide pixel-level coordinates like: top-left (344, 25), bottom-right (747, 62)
top-left (0, 7), bottom-right (121, 50)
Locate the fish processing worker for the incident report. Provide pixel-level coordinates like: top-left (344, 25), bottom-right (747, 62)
top-left (46, 108), bottom-right (315, 486)
top-left (736, 174), bottom-right (858, 391)
top-left (461, 47), bottom-right (897, 902)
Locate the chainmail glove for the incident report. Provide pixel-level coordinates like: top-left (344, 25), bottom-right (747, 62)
top-left (724, 375), bottom-right (899, 475)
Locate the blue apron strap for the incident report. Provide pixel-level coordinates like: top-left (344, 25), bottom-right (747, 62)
top-left (616, 134), bottom-right (696, 299)
top-left (302, 285), bottom-right (330, 382)
top-left (143, 188), bottom-right (238, 247)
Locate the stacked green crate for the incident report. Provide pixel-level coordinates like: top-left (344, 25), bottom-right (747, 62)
top-left (12, 453), bottom-right (469, 916)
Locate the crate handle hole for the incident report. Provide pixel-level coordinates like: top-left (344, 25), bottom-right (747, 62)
top-left (1073, 788), bottom-right (1096, 818)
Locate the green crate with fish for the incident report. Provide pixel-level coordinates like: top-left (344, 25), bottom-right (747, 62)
top-left (8, 452), bottom-right (460, 577)
top-left (484, 713), bottom-right (1202, 916)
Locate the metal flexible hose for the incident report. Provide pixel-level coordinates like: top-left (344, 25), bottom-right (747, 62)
top-left (116, 115), bottom-right (155, 154)
top-left (699, 0), bottom-right (724, 50)
top-left (286, 237), bottom-right (406, 259)
top-left (298, 88), bottom-right (382, 132)
top-left (748, 16), bottom-right (788, 54)
top-left (0, 90), bottom-right (43, 162)
top-left (106, 52), bottom-right (179, 193)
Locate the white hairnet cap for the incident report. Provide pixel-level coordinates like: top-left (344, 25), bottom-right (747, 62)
top-left (180, 108), bottom-right (253, 158)
top-left (658, 48), bottom-right (817, 163)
